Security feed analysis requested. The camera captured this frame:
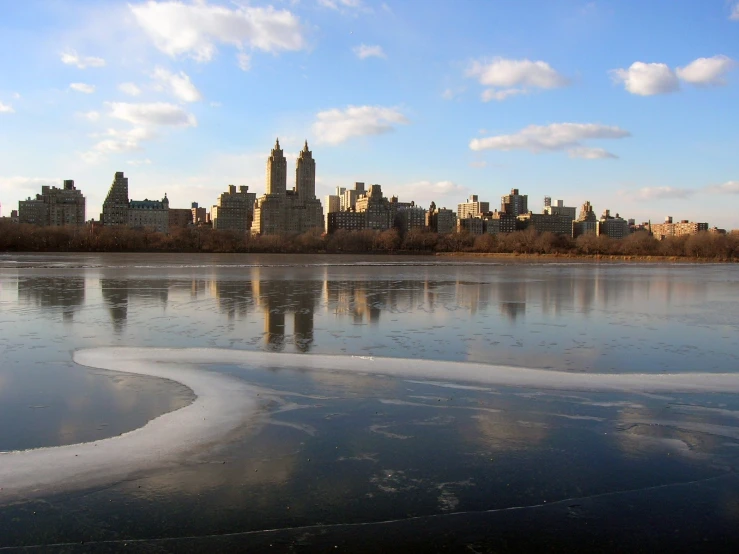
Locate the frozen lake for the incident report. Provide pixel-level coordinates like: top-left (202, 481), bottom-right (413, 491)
top-left (1, 253), bottom-right (739, 551)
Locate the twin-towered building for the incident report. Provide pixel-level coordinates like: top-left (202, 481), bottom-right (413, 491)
top-left (251, 139), bottom-right (324, 235)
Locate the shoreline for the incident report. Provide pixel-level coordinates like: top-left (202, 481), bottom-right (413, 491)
top-left (434, 252), bottom-right (739, 264)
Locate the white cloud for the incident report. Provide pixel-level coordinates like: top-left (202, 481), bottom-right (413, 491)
top-left (731, 2), bottom-right (739, 20)
top-left (151, 67), bottom-right (202, 102)
top-left (119, 82), bottom-right (142, 96)
top-left (82, 127), bottom-right (157, 164)
top-left (706, 180), bottom-right (739, 194)
top-left (567, 146), bottom-right (618, 160)
top-left (79, 110), bottom-right (101, 121)
top-left (609, 62), bottom-right (679, 96)
top-left (0, 102), bottom-right (14, 114)
top-left (469, 123), bottom-right (629, 157)
top-left (70, 83), bottom-right (96, 94)
top-left (237, 52), bottom-right (251, 71)
top-left (130, 0), bottom-right (306, 62)
top-left (0, 176), bottom-right (60, 192)
top-left (481, 88), bottom-right (526, 102)
top-left (107, 102), bottom-right (197, 127)
top-left (676, 55), bottom-right (735, 86)
top-left (636, 186), bottom-right (694, 200)
top-left (312, 105), bottom-right (409, 144)
top-left (319, 0), bottom-right (363, 10)
top-left (353, 44), bottom-right (385, 59)
top-left (466, 58), bottom-right (568, 101)
top-left (60, 51), bottom-right (106, 69)
top-left (394, 180), bottom-right (469, 210)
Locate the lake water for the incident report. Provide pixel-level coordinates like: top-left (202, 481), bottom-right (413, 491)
top-left (1, 253), bottom-right (739, 552)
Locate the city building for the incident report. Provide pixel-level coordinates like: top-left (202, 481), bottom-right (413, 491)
top-left (426, 203), bottom-right (457, 234)
top-left (599, 210), bottom-right (630, 239)
top-left (211, 185), bottom-right (255, 232)
top-left (340, 183), bottom-right (365, 211)
top-left (191, 202), bottom-right (208, 225)
top-left (651, 216), bottom-right (709, 239)
top-left (251, 139), bottom-right (325, 235)
top-left (501, 188), bottom-right (528, 217)
top-left (169, 208), bottom-right (193, 228)
top-left (394, 206), bottom-right (427, 234)
top-left (543, 198), bottom-right (576, 221)
top-left (128, 196), bottom-right (169, 234)
top-left (484, 211), bottom-right (517, 235)
top-left (458, 195), bottom-right (489, 220)
top-left (324, 195), bottom-right (342, 232)
top-left (572, 201), bottom-right (599, 238)
top-left (102, 172), bottom-right (130, 226)
top-left (101, 171), bottom-right (169, 233)
top-left (355, 184), bottom-right (392, 230)
top-left (0, 209), bottom-right (19, 223)
top-left (517, 212), bottom-right (573, 235)
top-left (458, 216), bottom-right (484, 235)
top-left (327, 211), bottom-right (366, 233)
top-left (18, 180), bottom-right (86, 227)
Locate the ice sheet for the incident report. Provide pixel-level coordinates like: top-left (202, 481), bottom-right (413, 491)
top-left (2, 346), bottom-right (737, 502)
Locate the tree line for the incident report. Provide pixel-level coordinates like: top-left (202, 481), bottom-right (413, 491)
top-left (1, 222), bottom-right (738, 260)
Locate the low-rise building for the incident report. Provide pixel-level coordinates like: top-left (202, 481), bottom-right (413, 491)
top-left (517, 212), bottom-right (573, 235)
top-left (394, 206), bottom-right (427, 233)
top-left (169, 208), bottom-right (193, 228)
top-left (327, 211), bottom-right (365, 233)
top-left (458, 216), bottom-right (484, 235)
top-left (128, 196), bottom-right (169, 234)
top-left (599, 210), bottom-right (630, 239)
top-left (651, 216), bottom-right (709, 239)
top-left (484, 211), bottom-right (517, 234)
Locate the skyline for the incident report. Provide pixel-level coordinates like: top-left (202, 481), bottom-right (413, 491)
top-left (1, 1), bottom-right (738, 227)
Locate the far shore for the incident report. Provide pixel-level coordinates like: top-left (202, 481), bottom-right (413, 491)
top-left (435, 252), bottom-right (739, 264)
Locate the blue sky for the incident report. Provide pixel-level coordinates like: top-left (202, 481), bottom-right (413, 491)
top-left (1, 0), bottom-right (737, 228)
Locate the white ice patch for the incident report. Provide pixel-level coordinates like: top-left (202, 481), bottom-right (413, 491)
top-left (2, 347), bottom-right (738, 502)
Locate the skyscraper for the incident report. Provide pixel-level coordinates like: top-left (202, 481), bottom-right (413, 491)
top-left (102, 172), bottom-right (129, 226)
top-left (296, 140), bottom-right (315, 203)
top-left (266, 138), bottom-right (287, 196)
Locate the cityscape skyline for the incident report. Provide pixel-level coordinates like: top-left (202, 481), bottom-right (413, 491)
top-left (1, 1), bottom-right (738, 228)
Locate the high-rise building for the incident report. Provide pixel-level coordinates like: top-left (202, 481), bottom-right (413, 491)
top-left (355, 184), bottom-right (392, 230)
top-left (251, 139), bottom-right (324, 235)
top-left (340, 182), bottom-right (365, 211)
top-left (191, 202), bottom-right (208, 225)
top-left (212, 185), bottom-right (255, 232)
top-left (102, 172), bottom-right (129, 226)
top-left (426, 204), bottom-right (457, 234)
top-left (18, 180), bottom-right (86, 227)
top-left (458, 195), bottom-right (490, 220)
top-left (169, 208), bottom-right (193, 228)
top-left (572, 201), bottom-right (599, 237)
top-left (394, 206), bottom-right (427, 233)
top-left (599, 210), bottom-right (630, 239)
top-left (101, 171), bottom-right (169, 233)
top-left (501, 188), bottom-right (528, 217)
top-left (543, 199), bottom-right (576, 221)
top-left (484, 211), bottom-right (517, 234)
top-left (517, 213), bottom-right (574, 235)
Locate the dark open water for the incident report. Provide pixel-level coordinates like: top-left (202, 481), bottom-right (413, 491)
top-left (1, 253), bottom-right (738, 552)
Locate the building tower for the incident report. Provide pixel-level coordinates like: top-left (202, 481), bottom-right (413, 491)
top-left (296, 140), bottom-right (316, 202)
top-left (102, 172), bottom-right (129, 226)
top-left (266, 138), bottom-right (287, 196)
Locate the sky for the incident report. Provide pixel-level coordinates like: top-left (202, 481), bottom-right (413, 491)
top-left (0, 0), bottom-right (738, 228)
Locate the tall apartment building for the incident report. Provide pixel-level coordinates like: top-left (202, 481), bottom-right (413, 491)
top-left (517, 212), bottom-right (574, 235)
top-left (169, 208), bottom-right (193, 228)
top-left (501, 188), bottom-right (528, 217)
top-left (327, 211), bottom-right (366, 233)
top-left (458, 217), bottom-right (484, 235)
top-left (484, 211), bottom-right (517, 235)
top-left (599, 210), bottom-right (630, 239)
top-left (101, 171), bottom-right (169, 233)
top-left (651, 216), bottom-right (709, 239)
top-left (457, 195), bottom-right (490, 220)
top-left (355, 184), bottom-right (392, 230)
top-left (212, 185), bottom-right (255, 232)
top-left (251, 140), bottom-right (324, 235)
top-left (18, 180), bottom-right (86, 226)
top-left (394, 206), bottom-right (427, 233)
top-left (426, 204), bottom-right (457, 234)
top-left (340, 182), bottom-right (365, 211)
top-left (572, 201), bottom-right (599, 238)
top-left (191, 202), bottom-right (208, 225)
top-left (102, 172), bottom-right (129, 226)
top-left (543, 199), bottom-right (576, 220)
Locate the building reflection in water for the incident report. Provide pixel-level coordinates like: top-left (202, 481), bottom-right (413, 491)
top-left (100, 278), bottom-right (169, 333)
top-left (17, 277), bottom-right (85, 322)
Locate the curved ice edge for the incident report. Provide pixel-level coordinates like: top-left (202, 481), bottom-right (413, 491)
top-left (1, 347), bottom-right (738, 503)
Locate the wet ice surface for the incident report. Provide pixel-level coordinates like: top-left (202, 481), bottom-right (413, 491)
top-left (1, 253), bottom-right (739, 551)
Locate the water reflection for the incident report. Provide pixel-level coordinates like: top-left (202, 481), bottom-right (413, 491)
top-left (17, 277), bottom-right (85, 322)
top-left (101, 278), bottom-right (169, 333)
